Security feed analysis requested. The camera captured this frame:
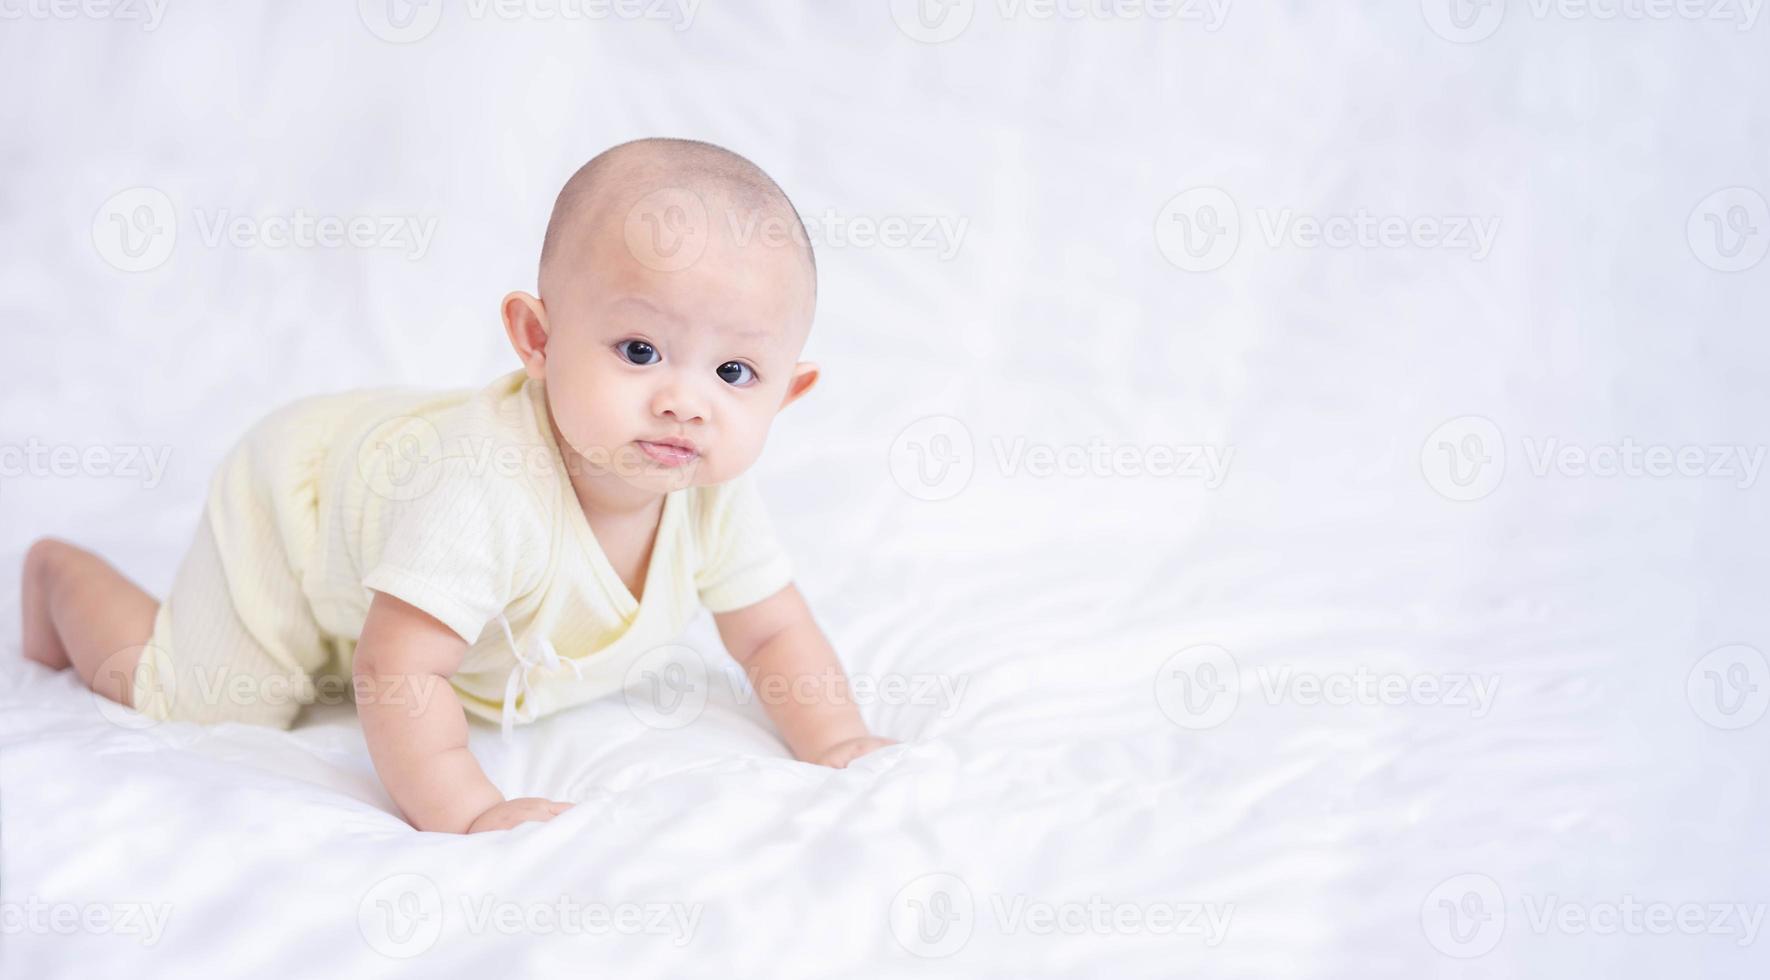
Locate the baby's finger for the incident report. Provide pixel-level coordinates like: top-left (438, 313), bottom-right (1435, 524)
top-left (546, 801), bottom-right (573, 815)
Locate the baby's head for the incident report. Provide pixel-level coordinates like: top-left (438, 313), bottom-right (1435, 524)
top-left (503, 137), bottom-right (818, 503)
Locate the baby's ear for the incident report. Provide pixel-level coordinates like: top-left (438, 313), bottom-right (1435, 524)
top-left (780, 361), bottom-right (819, 410)
top-left (501, 291), bottom-right (550, 379)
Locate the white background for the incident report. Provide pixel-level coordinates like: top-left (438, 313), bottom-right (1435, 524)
top-left (2, 2), bottom-right (1768, 977)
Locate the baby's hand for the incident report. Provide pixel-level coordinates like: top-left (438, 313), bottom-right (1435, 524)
top-left (810, 735), bottom-right (899, 769)
top-left (466, 797), bottom-right (573, 833)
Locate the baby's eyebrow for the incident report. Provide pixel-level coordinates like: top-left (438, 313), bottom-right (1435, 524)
top-left (614, 294), bottom-right (778, 346)
top-left (613, 294), bottom-right (677, 322)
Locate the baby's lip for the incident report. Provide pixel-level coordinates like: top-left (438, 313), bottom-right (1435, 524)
top-left (635, 438), bottom-right (700, 468)
top-left (639, 436), bottom-right (699, 455)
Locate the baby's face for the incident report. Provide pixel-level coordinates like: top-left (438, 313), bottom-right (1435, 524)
top-left (530, 199), bottom-right (816, 498)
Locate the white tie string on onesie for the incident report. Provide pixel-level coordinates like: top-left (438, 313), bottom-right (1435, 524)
top-left (495, 613), bottom-right (586, 740)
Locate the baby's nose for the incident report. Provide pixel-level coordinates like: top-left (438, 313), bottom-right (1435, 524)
top-left (652, 384), bottom-right (707, 424)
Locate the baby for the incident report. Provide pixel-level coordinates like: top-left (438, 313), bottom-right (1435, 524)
top-left (21, 137), bottom-right (895, 834)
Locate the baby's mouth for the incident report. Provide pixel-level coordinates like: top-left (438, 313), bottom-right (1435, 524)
top-left (634, 440), bottom-right (699, 468)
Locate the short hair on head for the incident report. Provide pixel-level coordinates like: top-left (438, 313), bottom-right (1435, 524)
top-left (538, 137), bottom-right (816, 294)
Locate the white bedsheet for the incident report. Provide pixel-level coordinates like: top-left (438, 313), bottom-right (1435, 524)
top-left (3, 3), bottom-right (1768, 977)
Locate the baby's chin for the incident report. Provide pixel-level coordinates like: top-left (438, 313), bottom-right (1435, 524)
top-left (621, 459), bottom-right (704, 493)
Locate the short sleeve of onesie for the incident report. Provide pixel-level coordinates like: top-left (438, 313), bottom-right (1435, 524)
top-left (361, 460), bottom-right (549, 642)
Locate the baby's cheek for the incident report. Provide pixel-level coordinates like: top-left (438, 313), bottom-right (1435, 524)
top-left (552, 378), bottom-right (620, 449)
top-left (722, 417), bottom-right (773, 472)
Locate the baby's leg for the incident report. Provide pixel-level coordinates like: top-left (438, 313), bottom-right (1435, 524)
top-left (20, 538), bottom-right (158, 707)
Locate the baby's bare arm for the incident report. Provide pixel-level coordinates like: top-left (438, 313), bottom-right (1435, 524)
top-left (714, 584), bottom-right (896, 767)
top-left (354, 592), bottom-right (562, 834)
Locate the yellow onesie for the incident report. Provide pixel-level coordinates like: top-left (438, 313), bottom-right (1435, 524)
top-left (131, 368), bottom-right (794, 734)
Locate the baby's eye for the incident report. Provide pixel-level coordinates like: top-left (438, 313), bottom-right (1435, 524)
top-left (716, 361), bottom-right (756, 386)
top-left (617, 340), bottom-right (659, 365)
